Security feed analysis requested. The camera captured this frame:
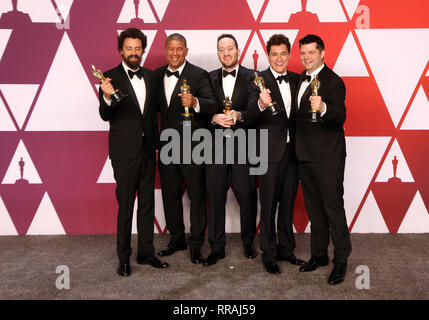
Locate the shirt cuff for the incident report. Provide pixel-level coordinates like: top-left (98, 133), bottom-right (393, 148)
top-left (321, 102), bottom-right (327, 116)
top-left (193, 98), bottom-right (200, 113)
top-left (103, 95), bottom-right (112, 106)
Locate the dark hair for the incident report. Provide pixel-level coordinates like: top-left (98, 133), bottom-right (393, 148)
top-left (299, 34), bottom-right (325, 51)
top-left (117, 28), bottom-right (147, 51)
top-left (266, 34), bottom-right (291, 55)
top-left (165, 33), bottom-right (187, 48)
top-left (217, 34), bottom-right (239, 49)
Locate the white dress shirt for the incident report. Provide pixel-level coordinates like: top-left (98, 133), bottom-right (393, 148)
top-left (164, 61), bottom-right (200, 112)
top-left (103, 62), bottom-right (146, 114)
top-left (222, 65), bottom-right (239, 100)
top-left (297, 63), bottom-right (326, 115)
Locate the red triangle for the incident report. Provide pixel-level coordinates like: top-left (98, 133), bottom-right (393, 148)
top-left (23, 132), bottom-right (117, 234)
top-left (398, 131), bottom-right (429, 213)
top-left (0, 184), bottom-right (45, 235)
top-left (372, 181), bottom-right (417, 233)
top-left (293, 184), bottom-right (310, 233)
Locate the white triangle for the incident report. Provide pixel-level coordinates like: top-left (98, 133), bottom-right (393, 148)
top-left (0, 3), bottom-right (12, 20)
top-left (152, 0), bottom-right (170, 21)
top-left (225, 188), bottom-right (241, 233)
top-left (27, 192), bottom-right (66, 235)
top-left (166, 30), bottom-right (252, 72)
top-left (352, 191), bottom-right (389, 233)
top-left (398, 191), bottom-right (429, 233)
top-left (18, 0), bottom-right (61, 23)
top-left (307, 0), bottom-right (347, 22)
top-left (0, 95), bottom-right (16, 131)
top-left (375, 139), bottom-right (414, 182)
top-left (0, 195), bottom-right (18, 235)
top-left (0, 29), bottom-right (12, 63)
top-left (304, 221), bottom-right (311, 233)
top-left (54, 0), bottom-right (73, 21)
top-left (132, 197), bottom-right (138, 234)
top-left (342, 0), bottom-right (361, 20)
top-left (241, 32), bottom-right (269, 71)
top-left (154, 189), bottom-right (166, 233)
top-left (427, 68), bottom-right (429, 76)
top-left (333, 32), bottom-right (369, 77)
top-left (117, 30), bottom-right (157, 66)
top-left (356, 29), bottom-right (429, 127)
top-left (0, 84), bottom-right (39, 129)
top-left (97, 157), bottom-right (115, 183)
top-left (261, 0), bottom-right (301, 23)
top-left (27, 32), bottom-right (108, 131)
top-left (246, 0), bottom-right (265, 21)
top-left (401, 86), bottom-right (429, 130)
top-left (344, 137), bottom-right (391, 225)
top-left (1, 139), bottom-right (42, 184)
top-left (117, 0), bottom-right (156, 23)
top-left (182, 190), bottom-right (191, 233)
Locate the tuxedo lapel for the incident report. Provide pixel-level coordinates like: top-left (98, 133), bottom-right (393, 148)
top-left (170, 62), bottom-right (190, 108)
top-left (117, 64), bottom-right (141, 116)
top-left (159, 66), bottom-right (169, 112)
top-left (231, 66), bottom-right (244, 106)
top-left (265, 68), bottom-right (286, 113)
top-left (141, 69), bottom-right (151, 119)
top-left (214, 69), bottom-right (225, 104)
top-left (297, 71), bottom-right (311, 112)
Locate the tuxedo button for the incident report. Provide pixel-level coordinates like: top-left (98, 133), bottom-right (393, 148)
top-left (141, 132), bottom-right (145, 136)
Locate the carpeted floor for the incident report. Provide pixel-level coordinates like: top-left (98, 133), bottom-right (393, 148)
top-left (0, 233), bottom-right (428, 300)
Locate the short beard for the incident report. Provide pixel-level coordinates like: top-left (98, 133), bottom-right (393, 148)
top-left (123, 54), bottom-right (142, 70)
top-left (221, 59), bottom-right (238, 70)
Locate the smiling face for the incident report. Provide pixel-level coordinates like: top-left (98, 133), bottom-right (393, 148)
top-left (300, 42), bottom-right (325, 74)
top-left (165, 39), bottom-right (188, 71)
top-left (268, 44), bottom-right (290, 74)
top-left (217, 37), bottom-right (240, 71)
top-left (120, 37), bottom-right (144, 70)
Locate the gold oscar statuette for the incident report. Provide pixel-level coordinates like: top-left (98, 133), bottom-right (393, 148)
top-left (180, 79), bottom-right (193, 123)
top-left (223, 96), bottom-right (232, 114)
top-left (254, 72), bottom-right (280, 116)
top-left (91, 65), bottom-right (126, 103)
top-left (309, 74), bottom-right (321, 123)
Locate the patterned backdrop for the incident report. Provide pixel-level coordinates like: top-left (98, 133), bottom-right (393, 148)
top-left (0, 0), bottom-right (428, 235)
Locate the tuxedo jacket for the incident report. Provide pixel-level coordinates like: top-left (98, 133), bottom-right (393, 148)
top-left (99, 64), bottom-right (158, 161)
top-left (209, 65), bottom-right (255, 128)
top-left (154, 62), bottom-right (217, 145)
top-left (295, 65), bottom-right (346, 162)
top-left (247, 68), bottom-right (300, 164)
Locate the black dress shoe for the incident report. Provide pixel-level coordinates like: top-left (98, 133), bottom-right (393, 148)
top-left (299, 256), bottom-right (329, 272)
top-left (190, 251), bottom-right (206, 264)
top-left (277, 253), bottom-right (306, 266)
top-left (203, 251), bottom-right (225, 267)
top-left (243, 243), bottom-right (256, 259)
top-left (328, 265), bottom-right (347, 285)
top-left (137, 255), bottom-right (169, 269)
top-left (158, 242), bottom-right (187, 256)
top-left (264, 261), bottom-right (281, 274)
top-left (117, 261), bottom-right (131, 276)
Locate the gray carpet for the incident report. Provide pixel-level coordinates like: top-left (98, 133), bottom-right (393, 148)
top-left (0, 233), bottom-right (428, 300)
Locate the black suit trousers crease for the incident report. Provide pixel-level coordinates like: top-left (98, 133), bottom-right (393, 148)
top-left (259, 143), bottom-right (299, 263)
top-left (298, 158), bottom-right (351, 266)
top-left (112, 141), bottom-right (155, 264)
top-left (206, 162), bottom-right (258, 253)
top-left (158, 162), bottom-right (207, 253)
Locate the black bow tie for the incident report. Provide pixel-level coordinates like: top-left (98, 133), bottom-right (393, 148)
top-left (166, 69), bottom-right (180, 78)
top-left (127, 69), bottom-right (143, 80)
top-left (222, 69), bottom-right (236, 78)
top-left (302, 75), bottom-right (312, 82)
top-left (276, 74), bottom-right (290, 83)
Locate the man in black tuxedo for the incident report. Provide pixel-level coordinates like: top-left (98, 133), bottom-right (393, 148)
top-left (247, 34), bottom-right (305, 274)
top-left (154, 33), bottom-right (217, 264)
top-left (98, 28), bottom-right (168, 276)
top-left (202, 34), bottom-right (258, 267)
top-left (295, 34), bottom-right (352, 285)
